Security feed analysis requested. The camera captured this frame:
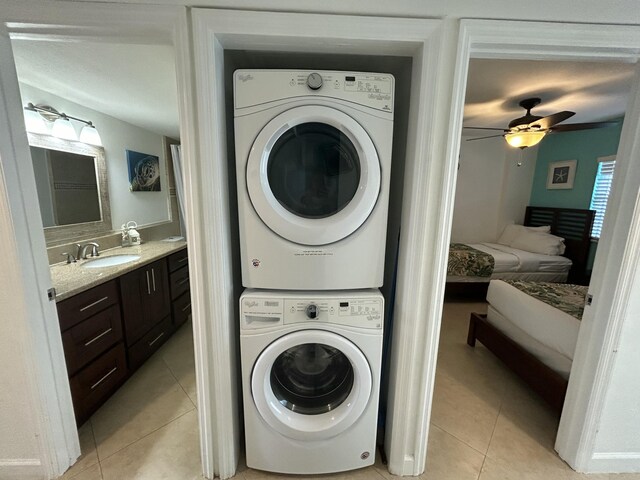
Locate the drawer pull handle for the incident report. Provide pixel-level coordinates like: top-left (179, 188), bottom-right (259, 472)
top-left (90, 367), bottom-right (117, 390)
top-left (177, 256), bottom-right (188, 263)
top-left (84, 328), bottom-right (113, 346)
top-left (176, 278), bottom-right (189, 287)
top-left (79, 296), bottom-right (109, 312)
top-left (146, 271), bottom-right (151, 295)
top-left (152, 268), bottom-right (156, 292)
top-left (148, 332), bottom-right (165, 347)
top-left (181, 303), bottom-right (191, 312)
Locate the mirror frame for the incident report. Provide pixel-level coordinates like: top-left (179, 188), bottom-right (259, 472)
top-left (28, 132), bottom-right (112, 245)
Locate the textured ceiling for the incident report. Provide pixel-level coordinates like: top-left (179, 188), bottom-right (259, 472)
top-left (463, 58), bottom-right (636, 134)
top-left (12, 40), bottom-right (180, 139)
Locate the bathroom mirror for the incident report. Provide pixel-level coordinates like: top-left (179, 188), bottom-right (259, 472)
top-left (28, 132), bottom-right (112, 245)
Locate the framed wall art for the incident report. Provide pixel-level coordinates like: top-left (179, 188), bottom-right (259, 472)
top-left (546, 159), bottom-right (577, 190)
top-left (126, 149), bottom-right (161, 192)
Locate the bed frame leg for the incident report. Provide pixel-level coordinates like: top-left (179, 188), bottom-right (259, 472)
top-left (467, 314), bottom-right (477, 347)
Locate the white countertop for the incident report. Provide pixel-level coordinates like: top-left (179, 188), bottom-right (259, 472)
top-left (51, 241), bottom-right (187, 302)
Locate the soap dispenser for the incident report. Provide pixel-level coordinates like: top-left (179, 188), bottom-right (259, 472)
top-left (127, 221), bottom-right (141, 246)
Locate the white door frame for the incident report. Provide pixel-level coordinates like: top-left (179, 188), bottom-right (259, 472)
top-left (190, 9), bottom-right (451, 476)
top-left (448, 20), bottom-right (640, 472)
top-left (0, 2), bottom-right (218, 478)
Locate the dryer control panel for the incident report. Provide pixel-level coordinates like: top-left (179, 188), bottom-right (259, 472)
top-left (240, 291), bottom-right (383, 330)
top-left (234, 69), bottom-right (395, 115)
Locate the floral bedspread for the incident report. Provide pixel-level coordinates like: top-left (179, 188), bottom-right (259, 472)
top-left (448, 243), bottom-right (495, 278)
top-left (506, 281), bottom-right (588, 320)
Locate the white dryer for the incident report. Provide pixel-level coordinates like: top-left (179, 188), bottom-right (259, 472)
top-left (234, 70), bottom-right (394, 290)
top-left (239, 289), bottom-right (384, 474)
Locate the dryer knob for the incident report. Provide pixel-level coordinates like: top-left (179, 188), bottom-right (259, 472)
top-left (305, 304), bottom-right (319, 319)
top-left (307, 72), bottom-right (323, 90)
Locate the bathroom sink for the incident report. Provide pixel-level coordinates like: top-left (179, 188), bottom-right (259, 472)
top-left (82, 254), bottom-right (141, 268)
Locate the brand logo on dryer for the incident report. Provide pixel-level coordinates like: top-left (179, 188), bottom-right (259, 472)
top-left (251, 258), bottom-right (261, 268)
top-left (238, 73), bottom-right (254, 82)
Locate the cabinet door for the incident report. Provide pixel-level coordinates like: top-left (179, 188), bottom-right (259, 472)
top-left (146, 258), bottom-right (170, 325)
top-left (120, 259), bottom-right (170, 346)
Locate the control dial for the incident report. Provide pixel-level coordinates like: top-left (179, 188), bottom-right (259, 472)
top-left (307, 72), bottom-right (323, 90)
top-left (305, 304), bottom-right (319, 319)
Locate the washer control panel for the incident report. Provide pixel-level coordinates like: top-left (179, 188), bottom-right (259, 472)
top-left (285, 297), bottom-right (382, 329)
top-left (240, 292), bottom-right (383, 330)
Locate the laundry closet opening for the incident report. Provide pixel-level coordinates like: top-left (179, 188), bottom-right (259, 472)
top-left (223, 50), bottom-right (412, 446)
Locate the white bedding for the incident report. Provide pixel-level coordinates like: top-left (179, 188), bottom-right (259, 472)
top-left (486, 280), bottom-right (581, 378)
top-left (447, 242), bottom-right (572, 282)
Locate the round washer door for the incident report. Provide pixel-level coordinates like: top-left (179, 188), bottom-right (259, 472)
top-left (246, 105), bottom-right (381, 246)
top-left (251, 329), bottom-right (372, 441)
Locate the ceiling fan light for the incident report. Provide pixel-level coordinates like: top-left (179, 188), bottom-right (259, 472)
top-left (504, 131), bottom-right (546, 149)
top-left (79, 123), bottom-right (102, 146)
top-left (52, 117), bottom-right (77, 141)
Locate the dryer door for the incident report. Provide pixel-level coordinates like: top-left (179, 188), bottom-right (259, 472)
top-left (251, 329), bottom-right (372, 441)
top-left (246, 105), bottom-right (381, 246)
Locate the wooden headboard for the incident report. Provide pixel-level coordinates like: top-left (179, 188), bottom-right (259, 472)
top-left (524, 206), bottom-right (595, 282)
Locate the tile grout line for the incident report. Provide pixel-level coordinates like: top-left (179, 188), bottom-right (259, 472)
top-left (161, 354), bottom-right (197, 409)
top-left (429, 418), bottom-right (491, 458)
top-left (95, 407), bottom-right (196, 464)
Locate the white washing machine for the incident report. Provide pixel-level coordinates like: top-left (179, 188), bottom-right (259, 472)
top-left (234, 69), bottom-right (395, 290)
top-left (239, 289), bottom-right (384, 474)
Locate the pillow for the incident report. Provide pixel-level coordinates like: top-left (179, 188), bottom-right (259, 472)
top-left (511, 230), bottom-right (566, 256)
top-left (497, 224), bottom-right (551, 246)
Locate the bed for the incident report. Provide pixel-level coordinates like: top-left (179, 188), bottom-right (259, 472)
top-left (446, 206), bottom-right (595, 297)
top-left (467, 279), bottom-right (589, 413)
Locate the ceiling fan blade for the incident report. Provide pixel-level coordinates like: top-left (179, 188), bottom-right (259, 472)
top-left (466, 134), bottom-right (505, 141)
top-left (551, 121), bottom-right (620, 132)
top-left (527, 111), bottom-right (575, 130)
top-left (463, 127), bottom-right (507, 131)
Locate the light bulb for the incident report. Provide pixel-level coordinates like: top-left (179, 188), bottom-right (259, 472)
top-left (79, 124), bottom-right (102, 146)
top-left (52, 117), bottom-right (77, 141)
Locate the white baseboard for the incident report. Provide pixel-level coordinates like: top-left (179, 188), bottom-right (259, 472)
top-left (0, 459), bottom-right (44, 479)
top-left (585, 452), bottom-right (640, 473)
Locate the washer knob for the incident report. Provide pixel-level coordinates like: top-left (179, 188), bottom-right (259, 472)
top-left (305, 304), bottom-right (319, 319)
top-left (307, 72), bottom-right (323, 90)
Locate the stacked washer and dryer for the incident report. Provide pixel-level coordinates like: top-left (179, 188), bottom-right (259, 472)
top-left (234, 69), bottom-right (395, 474)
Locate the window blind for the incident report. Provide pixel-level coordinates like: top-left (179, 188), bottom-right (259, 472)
top-left (589, 158), bottom-right (616, 239)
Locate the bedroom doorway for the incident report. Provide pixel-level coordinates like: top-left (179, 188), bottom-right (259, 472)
top-left (429, 38), bottom-right (637, 476)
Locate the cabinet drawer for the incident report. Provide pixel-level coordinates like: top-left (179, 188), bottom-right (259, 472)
top-left (69, 343), bottom-right (127, 423)
top-left (62, 304), bottom-right (123, 376)
top-left (168, 249), bottom-right (189, 273)
top-left (128, 315), bottom-right (172, 371)
top-left (57, 280), bottom-right (119, 331)
top-left (172, 291), bottom-right (191, 328)
top-left (169, 265), bottom-right (190, 300)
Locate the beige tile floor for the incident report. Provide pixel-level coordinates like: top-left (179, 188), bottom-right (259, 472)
top-left (60, 305), bottom-right (640, 480)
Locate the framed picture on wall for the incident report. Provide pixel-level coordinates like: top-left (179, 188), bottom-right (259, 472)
top-left (126, 150), bottom-right (161, 192)
top-left (546, 159), bottom-right (577, 190)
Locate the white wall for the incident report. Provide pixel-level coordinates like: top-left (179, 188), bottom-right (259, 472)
top-left (591, 262), bottom-right (640, 468)
top-left (450, 135), bottom-right (537, 243)
top-left (0, 252), bottom-right (46, 478)
top-left (19, 83), bottom-right (171, 232)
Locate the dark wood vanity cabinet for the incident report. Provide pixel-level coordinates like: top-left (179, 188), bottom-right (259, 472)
top-left (57, 248), bottom-right (188, 424)
top-left (56, 280), bottom-right (128, 425)
top-left (120, 258), bottom-right (172, 371)
top-left (120, 258), bottom-right (170, 346)
top-left (168, 249), bottom-right (191, 329)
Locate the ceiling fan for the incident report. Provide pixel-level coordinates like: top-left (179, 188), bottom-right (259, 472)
top-left (465, 97), bottom-right (619, 149)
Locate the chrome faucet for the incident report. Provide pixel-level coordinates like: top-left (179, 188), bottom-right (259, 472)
top-left (77, 242), bottom-right (100, 260)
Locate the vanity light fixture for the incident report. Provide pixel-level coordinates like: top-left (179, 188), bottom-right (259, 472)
top-left (23, 104), bottom-right (49, 134)
top-left (52, 115), bottom-right (78, 141)
top-left (23, 103), bottom-right (103, 146)
top-left (79, 123), bottom-right (103, 146)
